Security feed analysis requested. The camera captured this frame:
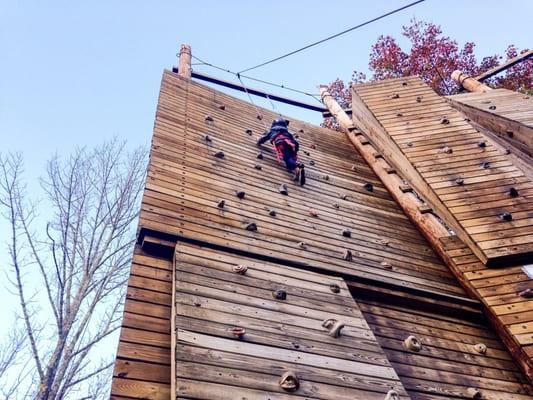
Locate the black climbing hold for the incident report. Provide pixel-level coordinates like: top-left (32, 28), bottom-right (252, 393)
top-left (279, 184), bottom-right (288, 195)
top-left (217, 200), bottom-right (225, 209)
top-left (257, 153), bottom-right (264, 159)
top-left (505, 148), bottom-right (511, 155)
top-left (298, 129), bottom-right (304, 133)
top-left (294, 134), bottom-right (299, 139)
top-left (310, 144), bottom-right (316, 149)
top-left (329, 283), bottom-right (341, 293)
top-left (489, 105), bottom-right (496, 110)
top-left (482, 161), bottom-right (490, 169)
top-left (396, 112), bottom-right (403, 117)
top-left (456, 178), bottom-right (464, 185)
top-left (245, 129), bottom-right (253, 135)
top-left (214, 151), bottom-right (225, 158)
top-left (205, 115), bottom-right (214, 122)
top-left (273, 289), bottom-right (287, 300)
top-left (254, 164), bottom-right (262, 170)
top-left (245, 222), bottom-right (258, 231)
top-left (477, 141), bottom-right (487, 148)
top-left (257, 114), bottom-right (263, 120)
top-left (333, 203), bottom-right (340, 209)
top-left (440, 116), bottom-right (450, 124)
top-left (341, 228), bottom-right (352, 238)
top-left (219, 104), bottom-right (226, 110)
top-left (363, 182), bottom-right (373, 192)
top-left (416, 96), bottom-right (422, 102)
top-left (519, 288), bottom-right (533, 298)
top-left (442, 146), bottom-right (453, 154)
top-left (204, 134), bottom-right (212, 142)
top-left (500, 212), bottom-right (513, 221)
top-left (406, 142), bottom-right (413, 147)
top-left (309, 160), bottom-right (315, 166)
top-left (507, 131), bottom-right (514, 138)
top-left (464, 117), bottom-right (471, 122)
top-left (269, 209), bottom-right (277, 217)
top-left (342, 249), bottom-right (353, 261)
top-left (303, 151), bottom-right (310, 156)
top-left (236, 190), bottom-right (246, 199)
top-left (509, 187), bottom-right (519, 197)
top-left (340, 194), bottom-right (348, 200)
top-left (391, 93), bottom-right (400, 99)
top-left (402, 81), bottom-right (408, 86)
top-left (324, 175), bottom-right (330, 181)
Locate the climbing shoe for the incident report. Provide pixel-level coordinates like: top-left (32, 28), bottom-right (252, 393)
top-left (298, 164), bottom-right (306, 186)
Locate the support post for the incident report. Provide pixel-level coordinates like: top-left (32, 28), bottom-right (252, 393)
top-left (178, 44), bottom-right (192, 79)
top-left (451, 70), bottom-right (492, 93)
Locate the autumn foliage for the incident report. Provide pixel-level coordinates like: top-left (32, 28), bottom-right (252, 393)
top-left (322, 19), bottom-right (532, 129)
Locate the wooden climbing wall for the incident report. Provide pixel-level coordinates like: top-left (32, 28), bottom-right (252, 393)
top-left (352, 77), bottom-right (533, 267)
top-left (174, 242), bottom-right (408, 399)
top-left (141, 70), bottom-right (468, 300)
top-left (448, 89), bottom-right (533, 157)
top-left (358, 297), bottom-right (533, 400)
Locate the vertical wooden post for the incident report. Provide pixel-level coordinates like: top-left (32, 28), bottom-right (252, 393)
top-left (178, 44), bottom-right (192, 78)
top-left (451, 70), bottom-right (492, 93)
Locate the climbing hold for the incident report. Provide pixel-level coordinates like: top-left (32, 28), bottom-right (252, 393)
top-left (340, 194), bottom-right (348, 200)
top-left (441, 146), bottom-right (453, 154)
top-left (279, 184), bottom-right (288, 195)
top-left (214, 151), bottom-right (225, 158)
top-left (477, 141), bottom-right (487, 148)
top-left (303, 150), bottom-right (310, 156)
top-left (245, 129), bottom-right (253, 135)
top-left (257, 153), bottom-right (264, 159)
top-left (519, 288), bottom-right (533, 298)
top-left (455, 178), bottom-right (465, 185)
top-left (363, 182), bottom-right (374, 192)
top-left (204, 134), bottom-right (212, 142)
top-left (416, 96), bottom-right (423, 102)
top-left (467, 387), bottom-right (482, 399)
top-left (406, 142), bottom-right (413, 147)
top-left (294, 134), bottom-right (299, 139)
top-left (309, 160), bottom-right (315, 166)
top-left (324, 174), bottom-right (330, 180)
top-left (217, 200), bottom-right (225, 209)
top-left (279, 371), bottom-right (299, 392)
top-left (500, 212), bottom-right (513, 221)
top-left (505, 148), bottom-right (511, 155)
top-left (329, 283), bottom-right (341, 293)
top-left (440, 116), bottom-right (450, 124)
top-left (380, 261), bottom-right (393, 270)
top-left (218, 104), bottom-right (226, 110)
top-left (229, 326), bottom-right (246, 339)
top-left (256, 114), bottom-right (263, 120)
top-left (464, 117), bottom-right (471, 122)
top-left (205, 115), bottom-right (214, 122)
top-left (341, 229), bottom-right (352, 238)
top-left (333, 203), bottom-right (340, 209)
top-left (402, 81), bottom-right (408, 86)
top-left (245, 222), bottom-right (258, 231)
top-left (489, 105), bottom-right (497, 110)
top-left (379, 239), bottom-right (390, 246)
top-left (298, 241), bottom-right (306, 249)
top-left (396, 112), bottom-right (403, 117)
top-left (232, 264), bottom-right (248, 275)
top-left (310, 144), bottom-right (316, 149)
top-left (509, 187), bottom-right (519, 197)
top-left (404, 335), bottom-right (422, 352)
top-left (390, 93), bottom-right (400, 99)
top-left (269, 209), bottom-right (277, 217)
top-left (309, 209), bottom-right (319, 217)
top-left (254, 164), bottom-right (262, 170)
top-left (385, 390), bottom-right (400, 400)
top-left (322, 318), bottom-right (345, 338)
top-left (298, 128), bottom-right (304, 133)
top-left (236, 190), bottom-right (246, 199)
top-left (507, 131), bottom-right (514, 137)
top-left (273, 289), bottom-right (287, 300)
top-left (342, 249), bottom-right (353, 261)
top-left (482, 161), bottom-right (490, 169)
top-left (473, 343), bottom-right (487, 354)
top-left (351, 165), bottom-right (357, 171)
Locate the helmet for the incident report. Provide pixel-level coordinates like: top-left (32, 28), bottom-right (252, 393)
top-left (271, 118), bottom-right (289, 130)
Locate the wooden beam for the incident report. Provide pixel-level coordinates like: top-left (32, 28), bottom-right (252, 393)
top-left (451, 70), bottom-right (492, 93)
top-left (178, 44), bottom-right (192, 79)
top-left (476, 49), bottom-right (533, 82)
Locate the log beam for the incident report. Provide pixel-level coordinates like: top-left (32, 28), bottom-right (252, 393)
top-left (451, 70), bottom-right (492, 93)
top-left (178, 44), bottom-right (192, 79)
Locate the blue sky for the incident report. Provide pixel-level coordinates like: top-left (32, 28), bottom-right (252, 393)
top-left (1, 0), bottom-right (532, 392)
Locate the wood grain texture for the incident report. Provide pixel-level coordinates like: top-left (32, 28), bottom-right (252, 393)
top-left (174, 242), bottom-right (409, 399)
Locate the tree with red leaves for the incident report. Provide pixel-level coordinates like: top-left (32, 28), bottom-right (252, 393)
top-left (322, 19), bottom-right (532, 129)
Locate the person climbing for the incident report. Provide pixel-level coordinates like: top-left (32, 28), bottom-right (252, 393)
top-left (257, 118), bottom-right (305, 185)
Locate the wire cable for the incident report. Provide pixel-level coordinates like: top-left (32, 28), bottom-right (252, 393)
top-left (237, 0), bottom-right (425, 74)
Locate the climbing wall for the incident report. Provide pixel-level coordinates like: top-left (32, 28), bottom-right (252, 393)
top-left (174, 242), bottom-right (408, 399)
top-left (358, 298), bottom-right (533, 400)
top-left (141, 70), bottom-right (467, 299)
top-left (352, 77), bottom-right (533, 267)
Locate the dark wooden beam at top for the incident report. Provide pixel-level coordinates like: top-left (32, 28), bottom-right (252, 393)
top-left (172, 68), bottom-right (328, 113)
top-left (476, 49), bottom-right (533, 82)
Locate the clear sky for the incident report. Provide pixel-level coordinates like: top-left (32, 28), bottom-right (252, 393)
top-left (1, 0), bottom-right (532, 394)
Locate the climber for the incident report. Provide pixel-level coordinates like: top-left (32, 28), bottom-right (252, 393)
top-left (257, 118), bottom-right (305, 185)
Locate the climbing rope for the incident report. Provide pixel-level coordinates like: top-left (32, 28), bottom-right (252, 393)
top-left (236, 73), bottom-right (271, 132)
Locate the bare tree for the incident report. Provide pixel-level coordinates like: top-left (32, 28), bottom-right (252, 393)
top-left (0, 139), bottom-right (147, 399)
